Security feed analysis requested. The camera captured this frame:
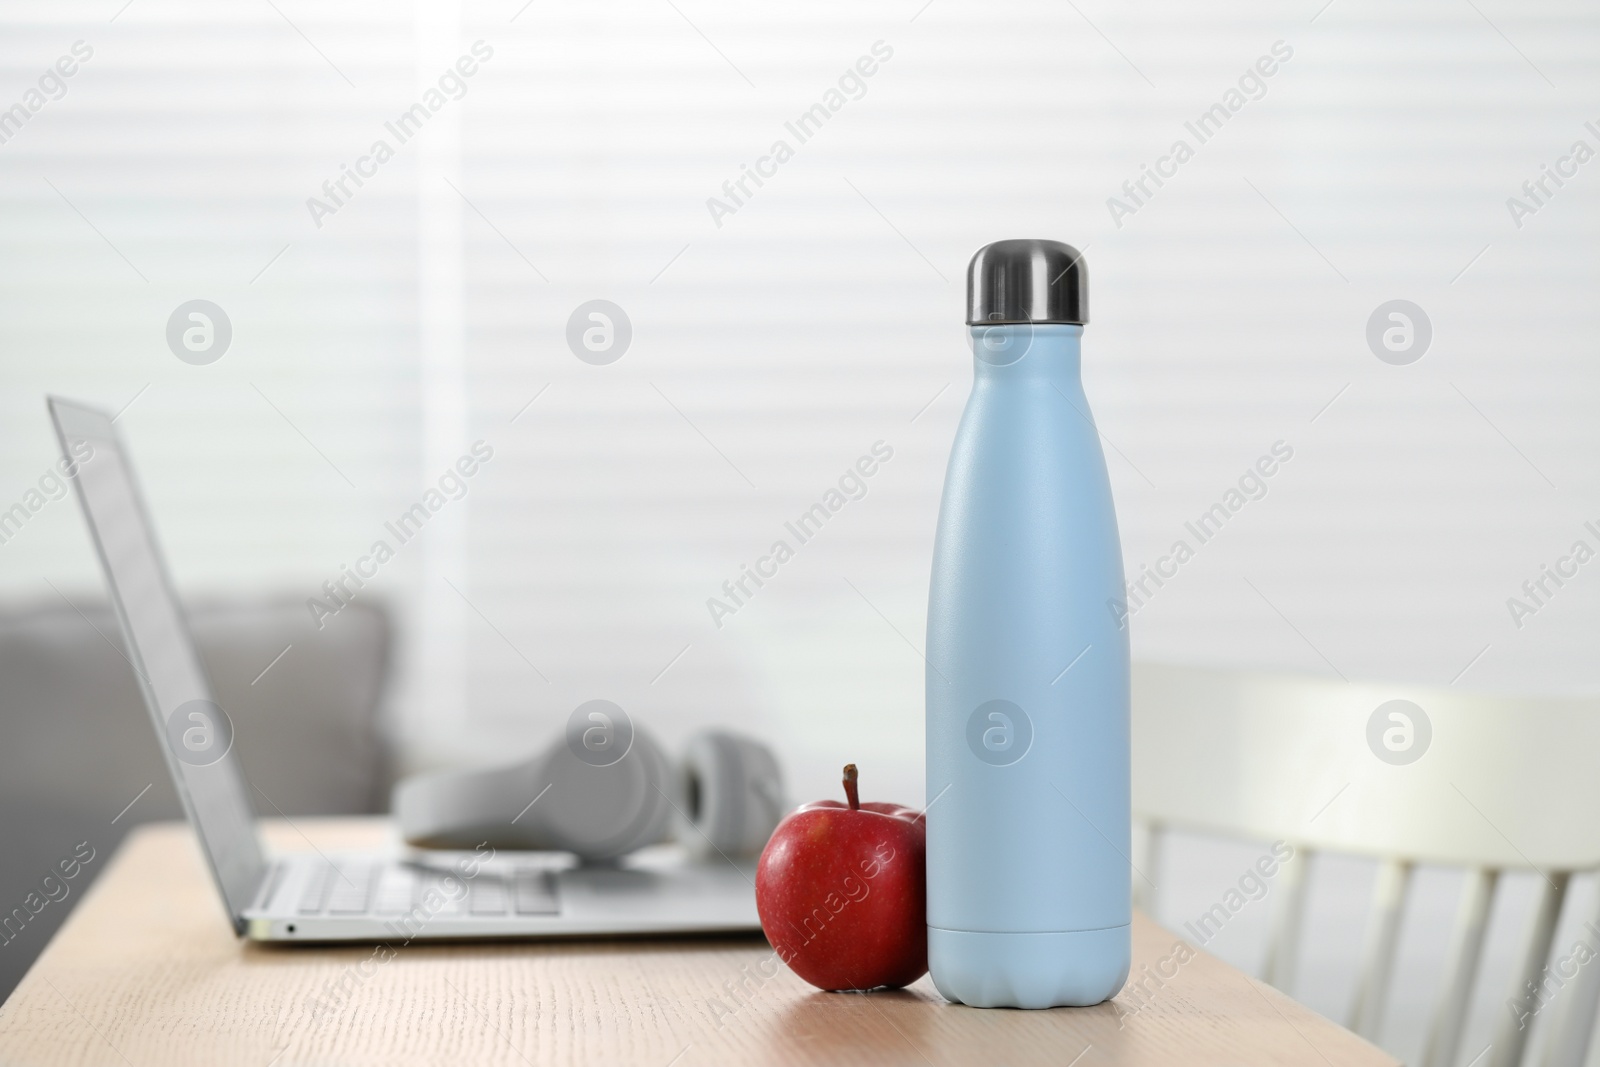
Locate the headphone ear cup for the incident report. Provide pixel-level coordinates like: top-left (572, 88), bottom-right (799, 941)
top-left (676, 730), bottom-right (786, 859)
top-left (537, 725), bottom-right (675, 860)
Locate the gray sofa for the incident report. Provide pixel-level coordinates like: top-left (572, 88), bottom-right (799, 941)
top-left (0, 597), bottom-right (393, 1001)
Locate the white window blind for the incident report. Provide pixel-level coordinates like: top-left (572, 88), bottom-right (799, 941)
top-left (1, 0), bottom-right (1597, 813)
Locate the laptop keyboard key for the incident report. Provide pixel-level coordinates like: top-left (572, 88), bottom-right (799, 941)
top-left (326, 865), bottom-right (377, 915)
top-left (514, 869), bottom-right (559, 915)
top-left (469, 879), bottom-right (509, 915)
top-left (372, 867), bottom-right (417, 916)
top-left (412, 871), bottom-right (468, 915)
top-left (297, 864), bottom-right (334, 914)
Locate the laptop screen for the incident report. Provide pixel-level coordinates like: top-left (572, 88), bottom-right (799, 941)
top-left (49, 398), bottom-right (265, 929)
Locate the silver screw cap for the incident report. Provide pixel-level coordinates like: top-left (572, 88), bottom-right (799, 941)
top-left (966, 239), bottom-right (1088, 325)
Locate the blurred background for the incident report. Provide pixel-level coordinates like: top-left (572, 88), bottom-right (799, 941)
top-left (1, 0), bottom-right (1598, 1058)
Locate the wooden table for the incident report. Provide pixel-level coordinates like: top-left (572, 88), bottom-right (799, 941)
top-left (0, 820), bottom-right (1396, 1066)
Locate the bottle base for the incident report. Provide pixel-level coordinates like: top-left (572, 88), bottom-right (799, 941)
top-left (928, 925), bottom-right (1130, 1008)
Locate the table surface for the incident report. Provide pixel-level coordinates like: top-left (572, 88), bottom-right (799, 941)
top-left (0, 819), bottom-right (1396, 1067)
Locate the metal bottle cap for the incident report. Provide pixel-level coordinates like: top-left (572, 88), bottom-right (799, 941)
top-left (966, 239), bottom-right (1088, 326)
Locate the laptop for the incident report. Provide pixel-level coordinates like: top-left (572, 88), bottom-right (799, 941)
top-left (48, 396), bottom-right (760, 942)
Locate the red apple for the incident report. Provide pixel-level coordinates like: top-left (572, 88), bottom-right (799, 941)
top-left (755, 763), bottom-right (927, 991)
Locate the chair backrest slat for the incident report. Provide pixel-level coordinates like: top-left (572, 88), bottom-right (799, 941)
top-left (1132, 819), bottom-right (1164, 914)
top-left (1263, 845), bottom-right (1312, 993)
top-left (1349, 859), bottom-right (1413, 1040)
top-left (1421, 868), bottom-right (1499, 1067)
top-left (1491, 873), bottom-right (1570, 1067)
top-left (1537, 875), bottom-right (1600, 1067)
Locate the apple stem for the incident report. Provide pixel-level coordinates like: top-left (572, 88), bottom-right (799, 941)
top-left (843, 763), bottom-right (860, 811)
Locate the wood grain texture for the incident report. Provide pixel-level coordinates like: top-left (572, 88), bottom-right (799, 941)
top-left (0, 820), bottom-right (1398, 1066)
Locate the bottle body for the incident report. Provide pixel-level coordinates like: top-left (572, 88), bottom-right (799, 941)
top-left (925, 324), bottom-right (1131, 1007)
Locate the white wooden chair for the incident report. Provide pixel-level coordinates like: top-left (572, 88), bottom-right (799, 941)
top-left (1131, 661), bottom-right (1600, 1067)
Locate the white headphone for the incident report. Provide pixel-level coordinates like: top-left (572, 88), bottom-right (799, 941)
top-left (394, 709), bottom-right (785, 863)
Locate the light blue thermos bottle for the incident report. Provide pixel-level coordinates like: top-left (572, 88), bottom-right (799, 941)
top-left (926, 240), bottom-right (1130, 1007)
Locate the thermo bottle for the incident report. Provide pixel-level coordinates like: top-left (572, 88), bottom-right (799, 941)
top-left (925, 239), bottom-right (1131, 1007)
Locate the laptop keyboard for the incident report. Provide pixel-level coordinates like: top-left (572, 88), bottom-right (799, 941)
top-left (295, 862), bottom-right (559, 917)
